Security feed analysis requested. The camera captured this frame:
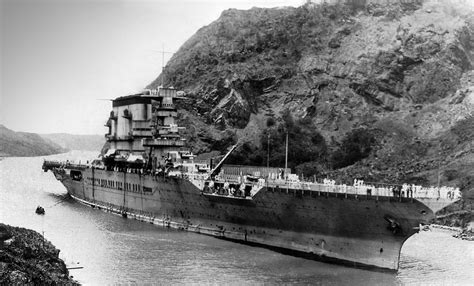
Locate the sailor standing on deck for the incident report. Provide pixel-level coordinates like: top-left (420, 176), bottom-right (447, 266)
top-left (238, 182), bottom-right (245, 197)
top-left (223, 181), bottom-right (230, 196)
top-left (209, 180), bottom-right (215, 193)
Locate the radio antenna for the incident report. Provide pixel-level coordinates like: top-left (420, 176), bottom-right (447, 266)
top-left (160, 44), bottom-right (174, 87)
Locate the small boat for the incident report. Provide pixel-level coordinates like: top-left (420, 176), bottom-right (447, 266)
top-left (35, 206), bottom-right (45, 215)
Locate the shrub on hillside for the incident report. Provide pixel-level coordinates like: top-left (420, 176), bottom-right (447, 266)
top-left (331, 129), bottom-right (376, 169)
top-left (227, 110), bottom-right (328, 171)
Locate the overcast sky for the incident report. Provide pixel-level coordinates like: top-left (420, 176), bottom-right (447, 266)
top-left (1, 0), bottom-right (302, 135)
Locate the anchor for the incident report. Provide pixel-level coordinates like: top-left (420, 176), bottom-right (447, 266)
top-left (384, 215), bottom-right (402, 235)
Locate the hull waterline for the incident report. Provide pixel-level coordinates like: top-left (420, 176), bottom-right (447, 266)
top-left (46, 166), bottom-right (448, 272)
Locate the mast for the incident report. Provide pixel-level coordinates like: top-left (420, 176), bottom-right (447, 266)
top-left (159, 44), bottom-right (174, 87)
top-left (161, 44), bottom-right (165, 86)
top-left (285, 131), bottom-right (288, 180)
top-left (267, 133), bottom-right (270, 168)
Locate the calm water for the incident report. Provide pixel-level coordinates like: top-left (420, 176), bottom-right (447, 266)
top-left (1, 152), bottom-right (473, 285)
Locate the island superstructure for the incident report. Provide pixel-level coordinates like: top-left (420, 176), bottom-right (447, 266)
top-left (43, 86), bottom-right (461, 272)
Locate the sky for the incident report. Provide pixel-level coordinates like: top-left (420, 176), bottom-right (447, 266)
top-left (1, 0), bottom-right (302, 135)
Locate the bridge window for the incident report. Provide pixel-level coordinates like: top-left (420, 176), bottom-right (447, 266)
top-left (143, 187), bottom-right (152, 193)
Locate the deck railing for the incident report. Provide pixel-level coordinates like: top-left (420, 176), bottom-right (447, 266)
top-left (263, 179), bottom-right (461, 200)
top-left (42, 160), bottom-right (88, 171)
top-left (43, 159), bottom-right (461, 200)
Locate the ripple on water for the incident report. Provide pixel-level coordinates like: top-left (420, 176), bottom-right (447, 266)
top-left (399, 230), bottom-right (474, 285)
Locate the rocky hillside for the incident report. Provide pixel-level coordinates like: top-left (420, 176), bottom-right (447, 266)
top-left (0, 125), bottom-right (66, 157)
top-left (149, 0), bottom-right (474, 218)
top-left (0, 223), bottom-right (78, 284)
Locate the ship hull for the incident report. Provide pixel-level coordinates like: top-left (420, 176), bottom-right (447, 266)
top-left (51, 168), bottom-right (435, 272)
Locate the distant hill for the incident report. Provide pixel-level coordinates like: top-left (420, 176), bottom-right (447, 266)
top-left (40, 133), bottom-right (104, 151)
top-left (0, 125), bottom-right (66, 157)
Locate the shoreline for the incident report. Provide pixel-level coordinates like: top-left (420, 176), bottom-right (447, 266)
top-left (0, 223), bottom-right (79, 285)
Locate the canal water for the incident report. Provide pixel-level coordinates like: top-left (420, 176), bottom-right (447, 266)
top-left (1, 152), bottom-right (473, 285)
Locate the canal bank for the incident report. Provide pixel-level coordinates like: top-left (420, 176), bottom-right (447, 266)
top-left (0, 223), bottom-right (78, 284)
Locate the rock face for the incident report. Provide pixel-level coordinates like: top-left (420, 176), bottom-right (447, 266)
top-left (148, 0), bottom-right (474, 214)
top-left (0, 223), bottom-right (78, 285)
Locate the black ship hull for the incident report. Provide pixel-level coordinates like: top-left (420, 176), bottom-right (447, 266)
top-left (49, 166), bottom-right (438, 272)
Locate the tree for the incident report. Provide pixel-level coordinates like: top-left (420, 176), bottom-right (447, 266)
top-left (331, 129), bottom-right (375, 169)
top-left (262, 110), bottom-right (327, 170)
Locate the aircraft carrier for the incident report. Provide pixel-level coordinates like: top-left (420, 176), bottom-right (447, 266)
top-left (42, 87), bottom-right (461, 271)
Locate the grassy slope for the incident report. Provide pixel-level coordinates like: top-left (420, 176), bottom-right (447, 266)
top-left (0, 125), bottom-right (66, 157)
top-left (40, 133), bottom-right (105, 152)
